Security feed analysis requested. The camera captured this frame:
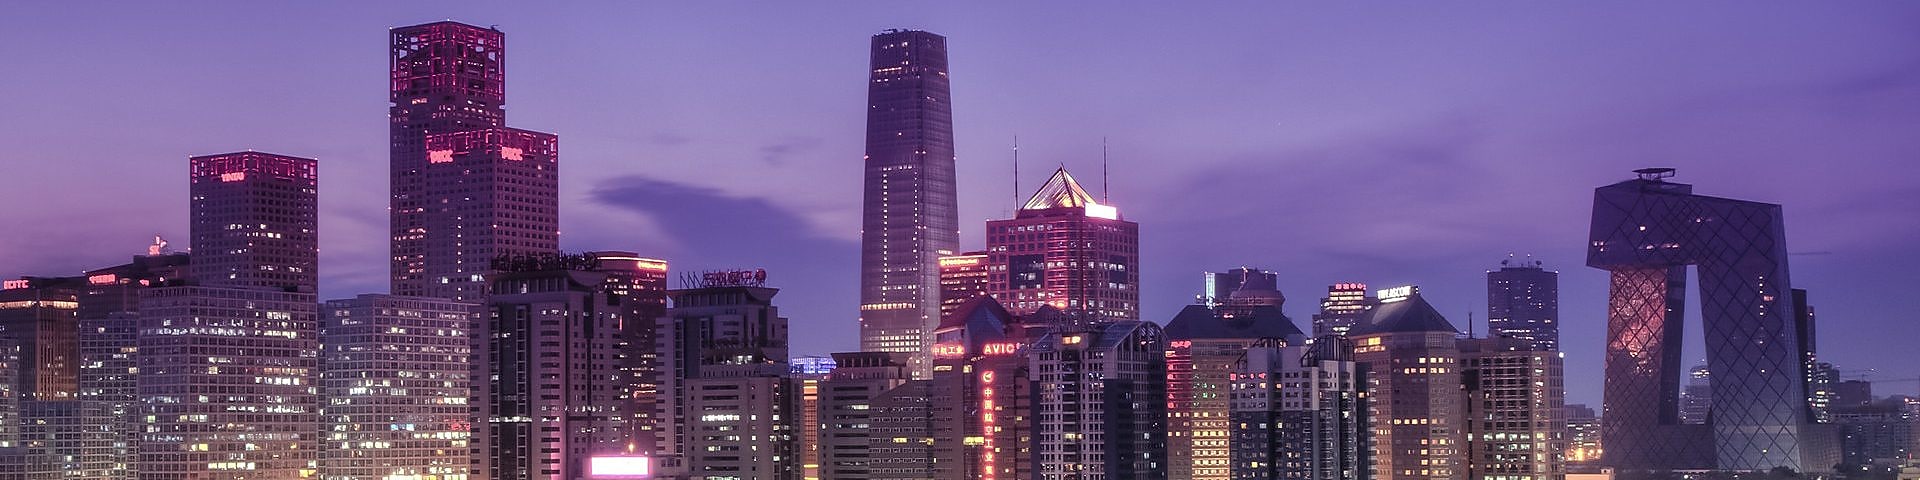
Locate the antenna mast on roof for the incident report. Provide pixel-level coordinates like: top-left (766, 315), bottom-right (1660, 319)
top-left (1013, 135), bottom-right (1020, 209)
top-left (1102, 136), bottom-right (1110, 202)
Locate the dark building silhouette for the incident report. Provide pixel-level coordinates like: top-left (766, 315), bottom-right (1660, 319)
top-left (1486, 255), bottom-right (1559, 351)
top-left (858, 29), bottom-right (959, 379)
top-left (1587, 168), bottom-right (1835, 473)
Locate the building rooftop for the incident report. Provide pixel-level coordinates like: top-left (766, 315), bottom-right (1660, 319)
top-left (1351, 293), bottom-right (1459, 336)
top-left (1163, 304), bottom-right (1302, 341)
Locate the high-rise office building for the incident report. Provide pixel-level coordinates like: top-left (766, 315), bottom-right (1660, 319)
top-left (818, 352), bottom-right (914, 480)
top-left (138, 151), bottom-right (320, 480)
top-left (1486, 256), bottom-right (1559, 351)
top-left (1229, 337), bottom-right (1370, 480)
top-left (987, 168), bottom-right (1139, 323)
top-left (576, 253), bottom-right (670, 454)
top-left (653, 278), bottom-right (795, 478)
top-left (1029, 321), bottom-right (1168, 480)
top-left (78, 247), bottom-right (190, 477)
top-left (1312, 283), bottom-right (1373, 338)
top-left (390, 21), bottom-right (507, 297)
top-left (0, 278), bottom-right (80, 402)
top-left (858, 29), bottom-right (959, 380)
top-left (1588, 168), bottom-right (1833, 473)
top-left (1351, 290), bottom-right (1463, 480)
top-left (188, 152), bottom-right (320, 292)
top-left (791, 357), bottom-right (835, 480)
top-left (1200, 267), bottom-right (1282, 309)
top-left (416, 128), bottom-right (560, 302)
top-left (864, 380), bottom-right (938, 479)
top-left (937, 251), bottom-right (990, 321)
top-left (1164, 297), bottom-right (1303, 480)
top-left (7, 400), bottom-right (115, 480)
top-left (1460, 336), bottom-right (1566, 480)
top-left (1680, 363), bottom-right (1713, 425)
top-left (320, 295), bottom-right (477, 480)
top-left (474, 254), bottom-right (644, 480)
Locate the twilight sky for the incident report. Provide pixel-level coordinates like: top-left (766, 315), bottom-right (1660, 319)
top-left (4, 2), bottom-right (1920, 406)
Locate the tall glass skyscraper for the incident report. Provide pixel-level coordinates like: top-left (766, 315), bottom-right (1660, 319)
top-left (1587, 168), bottom-right (1832, 473)
top-left (1486, 256), bottom-right (1559, 351)
top-left (858, 29), bottom-right (958, 378)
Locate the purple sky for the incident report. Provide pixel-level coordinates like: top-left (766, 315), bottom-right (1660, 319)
top-left (4, 3), bottom-right (1920, 406)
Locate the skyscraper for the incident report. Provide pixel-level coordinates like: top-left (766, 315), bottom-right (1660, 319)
top-left (1029, 321), bottom-right (1169, 480)
top-left (418, 128), bottom-right (559, 302)
top-left (1230, 337), bottom-right (1370, 480)
top-left (0, 278), bottom-right (80, 401)
top-left (818, 352), bottom-right (914, 480)
top-left (78, 247), bottom-right (190, 477)
top-left (1164, 296), bottom-right (1303, 480)
top-left (1486, 256), bottom-right (1559, 351)
top-left (1311, 283), bottom-right (1373, 338)
top-left (987, 168), bottom-right (1139, 323)
top-left (1460, 336), bottom-right (1567, 480)
top-left (391, 21), bottom-right (560, 302)
top-left (1588, 168), bottom-right (1832, 473)
top-left (188, 152), bottom-right (320, 292)
top-left (140, 151), bottom-right (320, 480)
top-left (653, 276), bottom-right (795, 478)
top-left (858, 29), bottom-right (959, 379)
top-left (1350, 290), bottom-right (1464, 480)
top-left (320, 295), bottom-right (477, 480)
top-left (474, 254), bottom-right (642, 480)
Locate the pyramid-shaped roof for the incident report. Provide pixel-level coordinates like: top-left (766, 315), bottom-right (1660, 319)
top-left (1023, 168), bottom-right (1099, 210)
top-left (1351, 294), bottom-right (1459, 336)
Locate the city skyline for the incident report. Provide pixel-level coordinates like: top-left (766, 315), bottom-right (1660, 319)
top-left (4, 3), bottom-right (1920, 409)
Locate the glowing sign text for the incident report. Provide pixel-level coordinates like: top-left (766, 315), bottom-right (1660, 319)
top-left (220, 172), bottom-right (246, 182)
top-left (500, 146), bottom-right (524, 161)
top-left (1377, 285), bottom-right (1414, 303)
top-left (981, 342), bottom-right (1021, 356)
top-left (88, 274), bottom-right (118, 285)
top-left (1, 280), bottom-right (27, 290)
top-left (933, 343), bottom-right (966, 359)
top-left (981, 369), bottom-right (997, 480)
